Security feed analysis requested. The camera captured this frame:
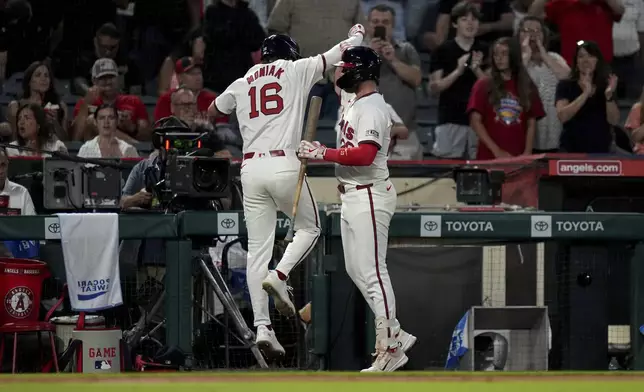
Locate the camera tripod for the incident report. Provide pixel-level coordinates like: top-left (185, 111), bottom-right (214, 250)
top-left (193, 241), bottom-right (269, 369)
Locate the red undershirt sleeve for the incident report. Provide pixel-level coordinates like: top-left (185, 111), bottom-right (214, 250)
top-left (323, 142), bottom-right (379, 166)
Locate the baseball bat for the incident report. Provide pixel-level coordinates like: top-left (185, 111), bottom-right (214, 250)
top-left (284, 96), bottom-right (323, 243)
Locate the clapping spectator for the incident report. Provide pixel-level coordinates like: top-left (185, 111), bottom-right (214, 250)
top-left (467, 37), bottom-right (545, 159)
top-left (1, 61), bottom-right (68, 141)
top-left (529, 0), bottom-right (624, 65)
top-left (202, 0), bottom-right (266, 93)
top-left (436, 0), bottom-right (514, 48)
top-left (72, 59), bottom-right (149, 143)
top-left (367, 4), bottom-right (424, 160)
top-left (7, 103), bottom-right (67, 157)
top-left (555, 40), bottom-right (620, 153)
top-left (430, 1), bottom-right (487, 159)
top-left (624, 87), bottom-right (644, 154)
top-left (612, 0), bottom-right (644, 100)
top-left (518, 16), bottom-right (569, 152)
top-left (77, 104), bottom-right (139, 158)
top-left (154, 57), bottom-right (227, 124)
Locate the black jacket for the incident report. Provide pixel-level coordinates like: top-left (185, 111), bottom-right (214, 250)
top-left (201, 1), bottom-right (266, 93)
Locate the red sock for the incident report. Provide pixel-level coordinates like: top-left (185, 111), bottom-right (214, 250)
top-left (276, 270), bottom-right (287, 281)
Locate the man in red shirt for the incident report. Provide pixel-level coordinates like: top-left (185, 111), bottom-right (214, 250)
top-left (154, 57), bottom-right (228, 124)
top-left (72, 58), bottom-right (150, 142)
top-left (529, 0), bottom-right (624, 65)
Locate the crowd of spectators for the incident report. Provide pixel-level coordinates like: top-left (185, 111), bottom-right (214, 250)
top-left (0, 0), bottom-right (643, 163)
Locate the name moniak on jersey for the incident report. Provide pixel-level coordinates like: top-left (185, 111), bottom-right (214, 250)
top-left (246, 65), bottom-right (285, 84)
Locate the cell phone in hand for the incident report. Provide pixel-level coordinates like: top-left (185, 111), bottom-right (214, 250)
top-left (374, 26), bottom-right (387, 40)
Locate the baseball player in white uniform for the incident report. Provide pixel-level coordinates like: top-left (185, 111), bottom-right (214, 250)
top-left (297, 46), bottom-right (416, 372)
top-left (333, 68), bottom-right (408, 158)
top-left (207, 27), bottom-right (366, 361)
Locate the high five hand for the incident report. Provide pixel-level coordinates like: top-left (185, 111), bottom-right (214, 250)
top-left (349, 24), bottom-right (366, 38)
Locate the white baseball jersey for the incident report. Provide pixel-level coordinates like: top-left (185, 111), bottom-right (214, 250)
top-left (214, 56), bottom-right (327, 154)
top-left (335, 90), bottom-right (403, 133)
top-left (335, 92), bottom-right (392, 186)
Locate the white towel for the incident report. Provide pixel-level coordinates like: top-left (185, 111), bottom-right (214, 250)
top-left (57, 213), bottom-right (123, 311)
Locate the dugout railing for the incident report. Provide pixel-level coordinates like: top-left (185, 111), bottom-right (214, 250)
top-left (1, 211), bottom-right (643, 371)
top-left (319, 211), bottom-right (644, 371)
top-left (0, 213), bottom-right (188, 372)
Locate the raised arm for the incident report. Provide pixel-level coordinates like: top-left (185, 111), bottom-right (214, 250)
top-left (320, 25), bottom-right (365, 72)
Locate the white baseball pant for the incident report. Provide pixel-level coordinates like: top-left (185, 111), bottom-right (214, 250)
top-left (241, 151), bottom-right (320, 327)
top-left (339, 179), bottom-right (400, 348)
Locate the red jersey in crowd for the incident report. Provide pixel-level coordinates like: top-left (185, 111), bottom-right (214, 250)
top-left (73, 94), bottom-right (149, 122)
top-left (73, 94), bottom-right (149, 138)
top-left (154, 89), bottom-right (228, 123)
top-left (545, 0), bottom-right (620, 65)
top-left (467, 78), bottom-right (545, 160)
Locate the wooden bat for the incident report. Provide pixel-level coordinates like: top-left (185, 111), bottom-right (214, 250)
top-left (284, 96), bottom-right (323, 243)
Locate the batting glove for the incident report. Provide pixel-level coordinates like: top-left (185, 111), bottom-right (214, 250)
top-left (349, 24), bottom-right (365, 38)
top-left (297, 140), bottom-right (326, 160)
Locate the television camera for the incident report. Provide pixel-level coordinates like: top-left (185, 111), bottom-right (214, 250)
top-left (4, 117), bottom-right (236, 213)
top-left (147, 117), bottom-right (234, 212)
top-left (453, 167), bottom-right (505, 206)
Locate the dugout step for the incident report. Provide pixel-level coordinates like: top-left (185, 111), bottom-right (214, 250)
top-left (460, 306), bottom-right (549, 371)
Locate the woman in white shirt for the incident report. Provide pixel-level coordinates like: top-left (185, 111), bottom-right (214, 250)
top-left (78, 104), bottom-right (139, 158)
top-left (7, 103), bottom-right (68, 157)
top-left (518, 16), bottom-right (570, 152)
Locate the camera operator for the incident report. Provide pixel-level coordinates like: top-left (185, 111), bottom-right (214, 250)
top-left (121, 115), bottom-right (231, 210)
top-left (170, 87), bottom-right (232, 158)
top-left (120, 116), bottom-right (234, 269)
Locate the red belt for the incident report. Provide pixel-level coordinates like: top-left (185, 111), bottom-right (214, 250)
top-left (337, 183), bottom-right (373, 194)
top-left (243, 150), bottom-right (286, 160)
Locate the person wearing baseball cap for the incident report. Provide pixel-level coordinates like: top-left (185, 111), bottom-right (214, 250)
top-left (153, 56), bottom-right (227, 124)
top-left (72, 58), bottom-right (150, 142)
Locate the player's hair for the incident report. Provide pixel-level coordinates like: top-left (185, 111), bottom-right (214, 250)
top-left (96, 22), bottom-right (121, 40)
top-left (487, 37), bottom-right (534, 112)
top-left (369, 4), bottom-right (396, 19)
top-left (451, 1), bottom-right (482, 24)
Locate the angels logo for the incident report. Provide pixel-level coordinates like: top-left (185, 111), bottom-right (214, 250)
top-left (4, 286), bottom-right (34, 319)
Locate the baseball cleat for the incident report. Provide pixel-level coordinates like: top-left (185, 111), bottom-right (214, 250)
top-left (361, 347), bottom-right (408, 372)
top-left (256, 325), bottom-right (285, 361)
top-left (397, 329), bottom-right (417, 353)
top-left (262, 270), bottom-right (296, 317)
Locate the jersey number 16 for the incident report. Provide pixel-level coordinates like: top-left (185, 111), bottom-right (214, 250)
top-left (248, 82), bottom-right (284, 119)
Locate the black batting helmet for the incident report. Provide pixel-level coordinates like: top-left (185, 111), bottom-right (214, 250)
top-left (335, 46), bottom-right (381, 91)
top-left (261, 34), bottom-right (301, 62)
